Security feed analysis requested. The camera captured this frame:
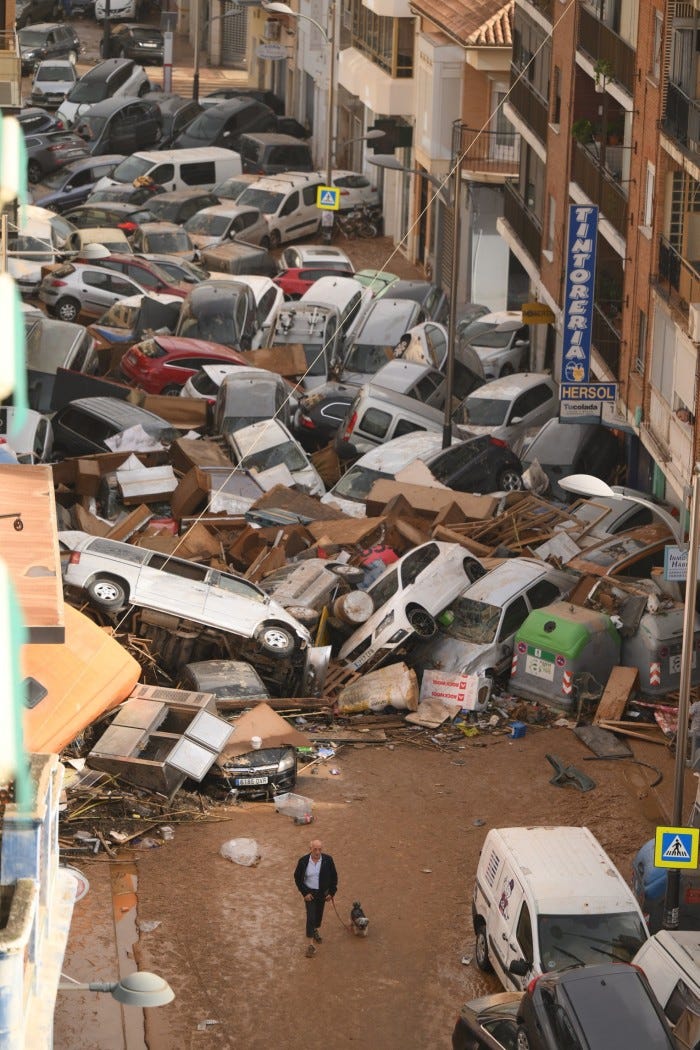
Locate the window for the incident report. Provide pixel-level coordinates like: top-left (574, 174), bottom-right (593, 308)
top-left (358, 407), bottom-right (390, 438)
top-left (400, 543), bottom-right (438, 586)
top-left (546, 194), bottom-right (556, 253)
top-left (393, 418), bottom-right (426, 438)
top-left (302, 185), bottom-right (319, 206)
top-left (511, 383), bottom-right (553, 419)
top-left (84, 269), bottom-right (111, 290)
top-left (515, 903), bottom-right (533, 963)
top-left (110, 275), bottom-right (138, 296)
top-left (498, 596), bottom-right (529, 640)
top-left (58, 408), bottom-right (113, 443)
top-left (635, 309), bottom-right (647, 375)
top-left (413, 373), bottom-right (442, 401)
top-left (526, 578), bottom-right (561, 609)
top-left (368, 567), bottom-right (399, 608)
top-left (643, 163), bottom-right (655, 228)
top-left (181, 162), bottom-right (215, 186)
top-left (280, 191), bottom-right (299, 216)
top-left (148, 554), bottom-right (208, 581)
top-left (652, 10), bottom-right (663, 79)
top-left (551, 65), bottom-right (561, 124)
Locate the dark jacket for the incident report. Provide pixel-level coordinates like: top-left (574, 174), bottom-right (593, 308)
top-left (294, 853), bottom-right (338, 898)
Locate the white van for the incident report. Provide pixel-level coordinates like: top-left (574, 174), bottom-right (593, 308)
top-left (300, 275), bottom-right (370, 341)
top-left (472, 826), bottom-right (649, 991)
top-left (634, 931), bottom-right (700, 1033)
top-left (93, 148), bottom-right (242, 195)
top-left (7, 204), bottom-right (80, 296)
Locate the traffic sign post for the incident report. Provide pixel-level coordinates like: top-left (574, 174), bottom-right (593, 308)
top-left (655, 826), bottom-right (700, 869)
top-left (317, 186), bottom-right (340, 210)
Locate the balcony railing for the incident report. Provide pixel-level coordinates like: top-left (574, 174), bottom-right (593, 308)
top-left (522, 0), bottom-right (557, 23)
top-left (577, 6), bottom-right (635, 95)
top-left (570, 141), bottom-right (628, 237)
top-left (459, 128), bottom-right (520, 179)
top-left (658, 236), bottom-right (700, 317)
top-left (663, 82), bottom-right (700, 156)
top-left (508, 69), bottom-right (549, 145)
top-left (592, 304), bottom-right (621, 376)
top-left (503, 180), bottom-right (542, 264)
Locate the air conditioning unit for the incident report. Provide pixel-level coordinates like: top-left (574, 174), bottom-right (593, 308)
top-left (689, 302), bottom-right (700, 343)
top-left (264, 18), bottom-right (281, 40)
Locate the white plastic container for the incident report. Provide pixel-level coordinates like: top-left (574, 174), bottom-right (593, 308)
top-left (274, 792), bottom-right (313, 821)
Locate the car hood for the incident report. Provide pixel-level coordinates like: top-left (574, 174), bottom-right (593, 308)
top-left (415, 636), bottom-right (494, 676)
top-left (320, 492), bottom-right (366, 518)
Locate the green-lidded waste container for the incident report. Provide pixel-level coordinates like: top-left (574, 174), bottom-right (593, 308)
top-left (509, 601), bottom-right (620, 710)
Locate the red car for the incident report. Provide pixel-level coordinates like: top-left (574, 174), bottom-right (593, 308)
top-left (120, 335), bottom-right (248, 395)
top-left (274, 265), bottom-right (356, 299)
top-left (94, 256), bottom-right (190, 299)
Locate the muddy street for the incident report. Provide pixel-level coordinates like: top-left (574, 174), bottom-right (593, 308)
top-left (55, 722), bottom-right (686, 1049)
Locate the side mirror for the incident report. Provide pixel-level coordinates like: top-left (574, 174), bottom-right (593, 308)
top-left (510, 416), bottom-right (523, 425)
top-left (509, 958), bottom-right (530, 977)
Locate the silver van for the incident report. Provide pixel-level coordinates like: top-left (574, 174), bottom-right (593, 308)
top-left (338, 298), bottom-right (423, 386)
top-left (335, 380), bottom-right (449, 459)
top-left (94, 147), bottom-right (242, 194)
top-left (214, 367), bottom-right (291, 435)
top-left (300, 274), bottom-right (370, 342)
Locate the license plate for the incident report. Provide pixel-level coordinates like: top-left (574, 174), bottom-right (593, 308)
top-left (235, 776), bottom-right (268, 786)
top-left (525, 654), bottom-right (555, 681)
top-left (670, 651), bottom-right (696, 674)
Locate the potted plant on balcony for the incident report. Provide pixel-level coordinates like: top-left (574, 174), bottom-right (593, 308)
top-left (572, 118), bottom-right (594, 144)
top-left (594, 58), bottom-right (613, 92)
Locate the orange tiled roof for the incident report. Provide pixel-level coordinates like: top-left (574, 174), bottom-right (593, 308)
top-left (411, 0), bottom-right (514, 47)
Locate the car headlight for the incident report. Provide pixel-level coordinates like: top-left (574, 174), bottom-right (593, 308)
top-left (277, 752), bottom-right (295, 773)
top-left (375, 610), bottom-right (394, 635)
top-left (387, 629), bottom-right (408, 644)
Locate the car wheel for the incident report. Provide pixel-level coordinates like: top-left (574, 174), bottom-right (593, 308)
top-left (87, 577), bottom-right (127, 611)
top-left (406, 605), bottom-right (437, 639)
top-left (475, 924), bottom-right (493, 973)
top-left (285, 605), bottom-right (320, 629)
top-left (515, 1026), bottom-right (531, 1050)
top-left (328, 564), bottom-right (364, 583)
top-left (499, 362), bottom-right (515, 377)
top-left (55, 296), bottom-right (80, 322)
top-left (161, 384), bottom-right (181, 396)
top-left (67, 49), bottom-right (78, 64)
top-left (258, 623), bottom-right (295, 658)
top-left (269, 229), bottom-right (281, 250)
top-left (27, 160), bottom-right (42, 184)
top-left (497, 468), bottom-right (522, 491)
top-left (260, 235), bottom-right (270, 250)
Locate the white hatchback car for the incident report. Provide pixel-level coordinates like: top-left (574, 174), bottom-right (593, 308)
top-left (59, 530), bottom-right (311, 658)
top-left (338, 541), bottom-right (485, 670)
top-left (456, 373), bottom-right (558, 448)
top-left (227, 419), bottom-right (325, 497)
top-left (460, 311), bottom-right (530, 379)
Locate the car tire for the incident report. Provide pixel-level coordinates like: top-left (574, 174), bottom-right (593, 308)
top-left (258, 623), bottom-right (295, 658)
top-left (328, 564), bottom-right (365, 583)
top-left (67, 49), bottom-right (78, 64)
top-left (515, 1026), bottom-right (531, 1050)
top-left (499, 363), bottom-right (515, 377)
top-left (87, 576), bottom-right (128, 611)
top-left (269, 229), bottom-right (281, 250)
top-left (161, 384), bottom-right (181, 396)
top-left (475, 924), bottom-right (493, 973)
top-left (27, 160), bottom-right (42, 184)
top-left (406, 605), bottom-right (437, 639)
top-left (260, 235), bottom-right (270, 250)
top-left (55, 296), bottom-right (80, 322)
top-left (497, 468), bottom-right (522, 491)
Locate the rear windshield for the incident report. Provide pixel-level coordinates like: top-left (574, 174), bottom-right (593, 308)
top-left (463, 396), bottom-right (509, 426)
top-left (182, 110), bottom-right (225, 139)
top-left (240, 439), bottom-right (306, 474)
top-left (68, 78), bottom-right (110, 104)
top-left (145, 228), bottom-right (191, 253)
top-left (185, 212), bottom-right (229, 236)
top-left (332, 466), bottom-right (389, 501)
top-left (37, 65), bottom-right (76, 82)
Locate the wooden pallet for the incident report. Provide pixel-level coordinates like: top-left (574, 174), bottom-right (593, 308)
top-left (324, 664), bottom-right (361, 696)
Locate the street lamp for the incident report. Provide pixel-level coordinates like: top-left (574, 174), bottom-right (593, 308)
top-left (192, 2), bottom-right (243, 103)
top-left (561, 469), bottom-right (700, 930)
top-left (558, 474), bottom-right (685, 545)
top-left (261, 0), bottom-right (336, 217)
top-left (59, 970), bottom-right (175, 1007)
top-left (369, 152), bottom-right (462, 450)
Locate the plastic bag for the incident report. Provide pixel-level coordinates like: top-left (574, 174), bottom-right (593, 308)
top-left (219, 838), bottom-right (261, 867)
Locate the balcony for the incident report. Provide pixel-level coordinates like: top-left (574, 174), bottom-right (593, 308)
top-left (0, 31), bottom-right (21, 108)
top-left (459, 128), bottom-right (519, 180)
top-left (523, 0), bottom-right (557, 23)
top-left (570, 141), bottom-right (628, 238)
top-left (663, 82), bottom-right (700, 158)
top-left (577, 6), bottom-right (635, 96)
top-left (592, 305), bottom-right (621, 376)
top-left (508, 69), bottom-right (549, 145)
top-left (503, 180), bottom-right (542, 264)
top-left (657, 236), bottom-right (700, 323)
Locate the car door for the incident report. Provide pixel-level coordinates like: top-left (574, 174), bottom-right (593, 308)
top-left (493, 595), bottom-right (529, 674)
top-left (138, 553), bottom-right (210, 619)
top-left (490, 866), bottom-right (531, 989)
top-left (433, 440), bottom-right (492, 492)
top-left (508, 383), bottom-right (555, 432)
top-left (399, 542), bottom-right (441, 612)
top-left (203, 570), bottom-right (267, 638)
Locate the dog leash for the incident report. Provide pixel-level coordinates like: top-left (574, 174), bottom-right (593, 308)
top-left (330, 896), bottom-right (354, 934)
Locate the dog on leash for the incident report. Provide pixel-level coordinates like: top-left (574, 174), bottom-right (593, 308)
top-left (350, 901), bottom-right (369, 936)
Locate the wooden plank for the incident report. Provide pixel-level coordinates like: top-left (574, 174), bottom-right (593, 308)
top-left (596, 720), bottom-right (668, 745)
top-left (306, 730), bottom-right (387, 743)
top-left (594, 667), bottom-right (640, 725)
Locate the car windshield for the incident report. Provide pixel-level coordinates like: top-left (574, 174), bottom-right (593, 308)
top-left (467, 326), bottom-right (518, 349)
top-left (19, 29), bottom-right (46, 46)
top-left (158, 257), bottom-right (206, 281)
top-left (178, 302), bottom-right (237, 344)
top-left (111, 156), bottom-right (154, 183)
top-left (216, 178), bottom-right (254, 200)
top-left (538, 912), bottom-right (647, 971)
top-left (343, 343), bottom-right (393, 375)
top-left (37, 65), bottom-right (75, 82)
top-left (145, 229), bottom-right (190, 253)
top-left (240, 439), bottom-right (306, 474)
top-left (579, 536), bottom-right (649, 568)
top-left (77, 114), bottom-right (107, 138)
top-left (238, 188), bottom-right (284, 213)
top-left (11, 234), bottom-right (52, 260)
top-left (445, 597), bottom-right (501, 643)
top-left (463, 397), bottom-right (509, 426)
top-left (68, 78), bottom-right (110, 104)
top-left (332, 466), bottom-right (389, 501)
top-left (97, 301), bottom-right (138, 328)
top-left (185, 212), bottom-right (229, 236)
top-left (183, 110), bottom-right (225, 139)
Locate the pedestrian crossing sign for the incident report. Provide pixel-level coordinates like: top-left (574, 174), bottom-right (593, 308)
top-left (317, 186), bottom-right (340, 211)
top-left (654, 826), bottom-right (699, 869)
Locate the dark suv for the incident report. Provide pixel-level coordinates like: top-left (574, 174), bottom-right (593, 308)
top-left (238, 132), bottom-right (313, 175)
top-left (173, 98), bottom-right (277, 151)
top-left (18, 22), bottom-right (81, 73)
top-left (15, 0), bottom-right (63, 29)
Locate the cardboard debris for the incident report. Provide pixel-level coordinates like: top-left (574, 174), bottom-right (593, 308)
top-left (250, 484), bottom-right (347, 521)
top-left (170, 438), bottom-right (232, 474)
top-left (116, 457), bottom-right (178, 504)
top-left (216, 702), bottom-right (313, 762)
top-left (128, 391), bottom-right (209, 430)
top-left (366, 480), bottom-right (497, 521)
top-left (245, 345), bottom-right (308, 377)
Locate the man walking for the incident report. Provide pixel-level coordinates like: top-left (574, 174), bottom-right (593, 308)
top-left (294, 839), bottom-right (338, 957)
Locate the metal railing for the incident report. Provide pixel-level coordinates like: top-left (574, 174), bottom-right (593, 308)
top-left (592, 304), bottom-right (621, 376)
top-left (658, 236), bottom-right (700, 314)
top-left (503, 180), bottom-right (542, 264)
top-left (570, 141), bottom-right (628, 237)
top-left (663, 82), bottom-right (700, 157)
top-left (508, 70), bottom-right (549, 145)
top-left (459, 128), bottom-right (519, 179)
top-left (523, 0), bottom-right (557, 23)
top-left (577, 6), bottom-right (635, 95)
